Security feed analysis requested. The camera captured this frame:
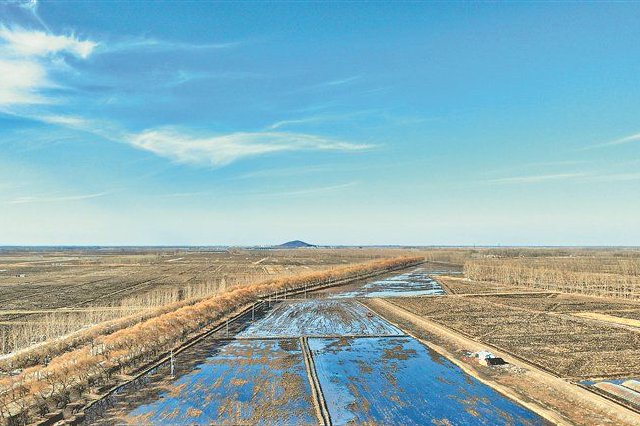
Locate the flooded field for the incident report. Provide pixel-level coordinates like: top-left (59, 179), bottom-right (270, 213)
top-left (87, 266), bottom-right (550, 425)
top-left (583, 378), bottom-right (640, 411)
top-left (236, 299), bottom-right (402, 337)
top-left (89, 339), bottom-right (316, 425)
top-left (310, 336), bottom-right (545, 425)
top-left (326, 268), bottom-right (445, 298)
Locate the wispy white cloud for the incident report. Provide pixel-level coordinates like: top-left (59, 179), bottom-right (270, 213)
top-left (487, 173), bottom-right (587, 185)
top-left (127, 128), bottom-right (374, 166)
top-left (322, 76), bottom-right (361, 87)
top-left (37, 114), bottom-right (88, 127)
top-left (486, 168), bottom-right (640, 185)
top-left (604, 132), bottom-right (640, 146)
top-left (267, 110), bottom-right (377, 130)
top-left (0, 26), bottom-right (96, 107)
top-left (232, 164), bottom-right (334, 180)
top-left (0, 26), bottom-right (96, 58)
top-left (0, 58), bottom-right (48, 105)
top-left (585, 131), bottom-right (640, 150)
top-left (6, 191), bottom-right (109, 205)
top-left (253, 181), bottom-right (358, 198)
top-left (101, 37), bottom-right (242, 55)
top-left (292, 75), bottom-right (362, 94)
top-left (267, 109), bottom-right (432, 131)
top-left (585, 172), bottom-right (640, 182)
top-left (146, 180), bottom-right (358, 200)
top-left (5, 0), bottom-right (38, 11)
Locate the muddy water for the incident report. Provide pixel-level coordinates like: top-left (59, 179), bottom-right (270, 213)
top-left (236, 299), bottom-right (402, 337)
top-left (86, 267), bottom-right (550, 425)
top-left (311, 336), bottom-right (544, 425)
top-left (317, 267), bottom-right (446, 298)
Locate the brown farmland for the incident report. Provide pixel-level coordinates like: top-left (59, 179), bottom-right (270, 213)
top-left (387, 284), bottom-right (640, 379)
top-left (0, 247), bottom-right (417, 355)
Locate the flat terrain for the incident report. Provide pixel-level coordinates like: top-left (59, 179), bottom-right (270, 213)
top-left (86, 267), bottom-right (550, 426)
top-left (310, 336), bottom-right (544, 425)
top-left (366, 298), bottom-right (640, 426)
top-left (235, 299), bottom-right (402, 338)
top-left (7, 247), bottom-right (640, 425)
top-left (387, 289), bottom-right (640, 379)
top-left (329, 268), bottom-right (445, 298)
top-left (91, 339), bottom-right (316, 425)
top-left (0, 248), bottom-right (397, 311)
top-left (0, 247), bottom-right (415, 354)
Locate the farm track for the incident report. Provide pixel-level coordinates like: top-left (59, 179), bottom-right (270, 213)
top-left (300, 336), bottom-right (331, 426)
top-left (86, 264), bottom-right (556, 426)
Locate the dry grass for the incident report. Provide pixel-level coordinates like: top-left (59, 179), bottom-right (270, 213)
top-left (389, 292), bottom-right (640, 379)
top-left (0, 256), bottom-right (421, 424)
top-left (0, 248), bottom-right (416, 356)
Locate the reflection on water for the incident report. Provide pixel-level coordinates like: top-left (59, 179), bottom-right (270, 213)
top-left (85, 267), bottom-right (549, 426)
top-left (90, 339), bottom-right (316, 425)
top-left (310, 336), bottom-right (549, 425)
top-left (330, 268), bottom-right (446, 298)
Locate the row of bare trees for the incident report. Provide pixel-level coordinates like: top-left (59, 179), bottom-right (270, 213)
top-left (464, 258), bottom-right (640, 299)
top-left (0, 256), bottom-right (421, 425)
top-left (0, 263), bottom-right (298, 360)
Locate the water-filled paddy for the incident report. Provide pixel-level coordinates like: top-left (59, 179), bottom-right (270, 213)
top-left (236, 299), bottom-right (402, 337)
top-left (87, 268), bottom-right (550, 426)
top-left (329, 268), bottom-right (445, 298)
top-left (309, 336), bottom-right (548, 425)
top-left (91, 339), bottom-right (316, 425)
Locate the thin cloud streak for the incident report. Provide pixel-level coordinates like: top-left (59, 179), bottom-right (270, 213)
top-left (231, 164), bottom-right (334, 180)
top-left (144, 181), bottom-right (358, 200)
top-left (585, 172), bottom-right (640, 182)
top-left (487, 173), bottom-right (587, 185)
top-left (323, 76), bottom-right (361, 87)
top-left (127, 128), bottom-right (374, 167)
top-left (605, 132), bottom-right (640, 146)
top-left (100, 37), bottom-right (243, 55)
top-left (6, 191), bottom-right (109, 205)
top-left (252, 181), bottom-right (359, 198)
top-left (585, 131), bottom-right (640, 149)
top-left (266, 110), bottom-right (378, 130)
top-left (485, 171), bottom-right (640, 185)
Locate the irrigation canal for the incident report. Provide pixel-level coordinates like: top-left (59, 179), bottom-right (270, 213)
top-left (85, 267), bottom-right (551, 425)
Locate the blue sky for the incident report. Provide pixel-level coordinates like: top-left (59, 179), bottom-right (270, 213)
top-left (1, 1), bottom-right (639, 246)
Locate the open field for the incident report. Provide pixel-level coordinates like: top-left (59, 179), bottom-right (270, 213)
top-left (91, 339), bottom-right (317, 425)
top-left (387, 290), bottom-right (640, 379)
top-left (309, 336), bottom-right (545, 425)
top-left (0, 248), bottom-right (418, 355)
top-left (3, 247), bottom-right (640, 425)
top-left (86, 267), bottom-right (550, 426)
top-left (0, 256), bottom-right (422, 425)
top-left (365, 298), bottom-right (640, 426)
top-left (234, 299), bottom-right (402, 338)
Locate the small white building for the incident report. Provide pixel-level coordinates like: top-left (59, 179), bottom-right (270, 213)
top-left (474, 350), bottom-right (494, 361)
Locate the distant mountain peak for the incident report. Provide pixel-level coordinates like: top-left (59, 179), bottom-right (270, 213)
top-left (278, 240), bottom-right (316, 248)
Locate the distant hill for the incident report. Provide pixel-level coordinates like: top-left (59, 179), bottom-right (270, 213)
top-left (277, 240), bottom-right (316, 248)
